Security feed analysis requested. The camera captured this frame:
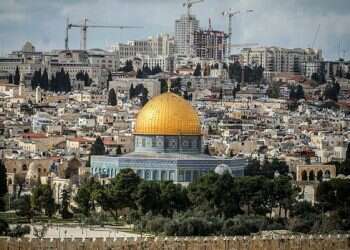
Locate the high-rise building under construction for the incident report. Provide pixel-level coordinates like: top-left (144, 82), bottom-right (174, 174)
top-left (175, 14), bottom-right (200, 56)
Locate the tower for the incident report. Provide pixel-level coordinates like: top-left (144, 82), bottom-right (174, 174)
top-left (175, 14), bottom-right (200, 56)
top-left (18, 73), bottom-right (25, 97)
top-left (35, 86), bottom-right (41, 104)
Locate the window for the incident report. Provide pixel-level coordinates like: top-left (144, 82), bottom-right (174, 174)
top-left (185, 171), bottom-right (192, 182)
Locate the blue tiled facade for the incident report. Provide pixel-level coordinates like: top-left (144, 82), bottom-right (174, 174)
top-left (91, 134), bottom-right (247, 183)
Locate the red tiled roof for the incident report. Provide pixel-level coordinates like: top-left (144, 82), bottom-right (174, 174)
top-left (22, 133), bottom-right (47, 139)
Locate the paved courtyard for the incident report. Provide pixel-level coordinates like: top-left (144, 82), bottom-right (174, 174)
top-left (25, 224), bottom-right (141, 239)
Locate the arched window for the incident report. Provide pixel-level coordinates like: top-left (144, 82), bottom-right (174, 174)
top-left (8, 179), bottom-right (12, 185)
top-left (144, 170), bottom-right (151, 180)
top-left (22, 164), bottom-right (27, 171)
top-left (325, 170), bottom-right (331, 179)
top-left (317, 170), bottom-right (323, 181)
top-left (309, 170), bottom-right (315, 181)
top-left (161, 171), bottom-right (167, 181)
top-left (152, 170), bottom-right (159, 181)
top-left (301, 170), bottom-right (307, 181)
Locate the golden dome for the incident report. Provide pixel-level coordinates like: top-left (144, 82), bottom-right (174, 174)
top-left (134, 92), bottom-right (201, 135)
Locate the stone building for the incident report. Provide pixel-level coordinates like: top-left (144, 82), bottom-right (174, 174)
top-left (91, 88), bottom-right (247, 183)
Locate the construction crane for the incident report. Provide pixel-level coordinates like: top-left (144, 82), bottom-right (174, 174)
top-left (222, 9), bottom-right (253, 61)
top-left (311, 24), bottom-right (321, 48)
top-left (65, 18), bottom-right (143, 50)
top-left (183, 0), bottom-right (204, 16)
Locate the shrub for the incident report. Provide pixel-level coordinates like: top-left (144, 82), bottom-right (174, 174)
top-left (145, 216), bottom-right (170, 234)
top-left (222, 216), bottom-right (265, 236)
top-left (7, 225), bottom-right (30, 238)
top-left (0, 219), bottom-right (9, 236)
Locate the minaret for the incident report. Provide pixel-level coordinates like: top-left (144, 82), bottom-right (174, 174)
top-left (35, 86), bottom-right (41, 104)
top-left (18, 73), bottom-right (25, 97)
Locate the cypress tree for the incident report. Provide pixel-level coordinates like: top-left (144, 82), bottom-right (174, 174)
top-left (40, 69), bottom-right (49, 91)
top-left (129, 84), bottom-right (135, 99)
top-left (84, 72), bottom-right (90, 86)
top-left (0, 160), bottom-right (8, 211)
top-left (14, 66), bottom-right (20, 85)
top-left (91, 137), bottom-right (105, 155)
top-left (193, 63), bottom-right (202, 76)
top-left (8, 74), bottom-right (13, 84)
top-left (108, 88), bottom-right (117, 106)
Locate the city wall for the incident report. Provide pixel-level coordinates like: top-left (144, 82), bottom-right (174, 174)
top-left (0, 235), bottom-right (349, 250)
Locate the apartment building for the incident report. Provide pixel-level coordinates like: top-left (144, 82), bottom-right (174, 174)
top-left (193, 29), bottom-right (226, 61)
top-left (111, 34), bottom-right (174, 59)
top-left (240, 47), bottom-right (323, 77)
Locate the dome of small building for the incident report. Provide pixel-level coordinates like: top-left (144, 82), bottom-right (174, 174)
top-left (214, 164), bottom-right (232, 175)
top-left (134, 92), bottom-right (201, 136)
top-left (22, 41), bottom-right (35, 53)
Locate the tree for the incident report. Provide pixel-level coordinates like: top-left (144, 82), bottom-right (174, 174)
top-left (84, 72), bottom-right (91, 86)
top-left (96, 169), bottom-right (141, 221)
top-left (188, 172), bottom-right (241, 218)
top-left (64, 72), bottom-right (71, 92)
top-left (296, 85), bottom-right (304, 99)
top-left (116, 145), bottom-right (122, 155)
top-left (8, 74), bottom-right (13, 84)
top-left (159, 79), bottom-right (168, 93)
top-left (107, 71), bottom-right (112, 86)
top-left (136, 181), bottom-right (162, 215)
top-left (40, 68), bottom-right (49, 90)
top-left (267, 82), bottom-right (280, 98)
top-left (142, 64), bottom-right (152, 76)
top-left (31, 70), bottom-right (41, 90)
top-left (159, 181), bottom-right (189, 217)
top-left (0, 160), bottom-right (7, 211)
top-left (14, 66), bottom-right (20, 85)
top-left (129, 84), bottom-right (135, 98)
top-left (14, 173), bottom-right (25, 198)
top-left (140, 88), bottom-right (149, 107)
top-left (120, 60), bottom-right (134, 72)
top-left (229, 62), bottom-right (242, 82)
top-left (289, 85), bottom-right (304, 100)
top-left (152, 64), bottom-right (162, 75)
top-left (75, 178), bottom-right (101, 217)
top-left (31, 184), bottom-right (56, 218)
top-left (136, 69), bottom-right (144, 79)
top-left (245, 159), bottom-right (289, 178)
top-left (203, 144), bottom-right (210, 155)
top-left (60, 189), bottom-right (73, 219)
top-left (193, 63), bottom-right (202, 76)
top-left (108, 88), bottom-right (117, 106)
top-left (14, 195), bottom-right (33, 220)
top-left (91, 136), bottom-right (105, 155)
top-left (0, 218), bottom-right (9, 236)
top-left (324, 82), bottom-right (340, 102)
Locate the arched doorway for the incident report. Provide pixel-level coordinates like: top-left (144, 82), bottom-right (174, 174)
top-left (317, 170), bottom-right (323, 181)
top-left (324, 170), bottom-right (331, 179)
top-left (309, 170), bottom-right (315, 181)
top-left (301, 170), bottom-right (307, 181)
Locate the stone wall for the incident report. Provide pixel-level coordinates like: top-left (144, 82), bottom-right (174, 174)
top-left (0, 235), bottom-right (349, 250)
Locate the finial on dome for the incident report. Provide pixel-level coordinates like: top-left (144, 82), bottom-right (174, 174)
top-left (167, 80), bottom-right (171, 92)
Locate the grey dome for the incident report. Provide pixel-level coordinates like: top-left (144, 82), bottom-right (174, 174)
top-left (215, 164), bottom-right (232, 175)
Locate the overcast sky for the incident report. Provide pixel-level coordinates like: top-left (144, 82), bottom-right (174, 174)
top-left (0, 0), bottom-right (349, 60)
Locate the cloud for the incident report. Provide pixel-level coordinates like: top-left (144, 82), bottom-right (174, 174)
top-left (0, 0), bottom-right (349, 59)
